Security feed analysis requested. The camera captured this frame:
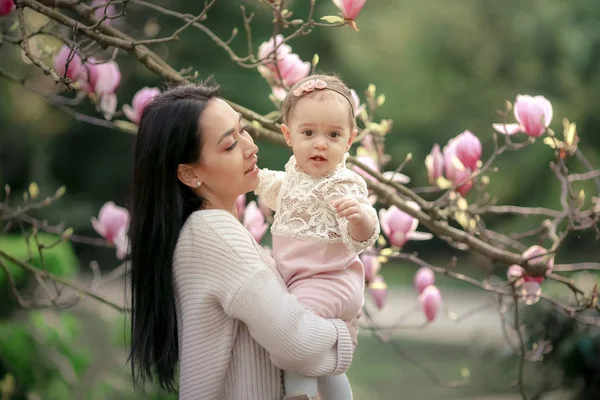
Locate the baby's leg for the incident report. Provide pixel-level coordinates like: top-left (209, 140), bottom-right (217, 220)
top-left (317, 373), bottom-right (353, 400)
top-left (283, 370), bottom-right (319, 400)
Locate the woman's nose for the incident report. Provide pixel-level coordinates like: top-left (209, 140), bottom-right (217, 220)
top-left (242, 135), bottom-right (259, 157)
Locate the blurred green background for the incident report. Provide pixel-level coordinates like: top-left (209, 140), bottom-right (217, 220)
top-left (1, 0), bottom-right (600, 398)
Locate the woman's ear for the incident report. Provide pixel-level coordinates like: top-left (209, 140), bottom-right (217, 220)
top-left (281, 124), bottom-right (293, 147)
top-left (177, 163), bottom-right (202, 189)
top-left (347, 128), bottom-right (358, 150)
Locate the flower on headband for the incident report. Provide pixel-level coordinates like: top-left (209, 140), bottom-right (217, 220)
top-left (293, 79), bottom-right (328, 96)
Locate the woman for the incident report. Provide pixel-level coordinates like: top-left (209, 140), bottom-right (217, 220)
top-left (127, 82), bottom-right (358, 400)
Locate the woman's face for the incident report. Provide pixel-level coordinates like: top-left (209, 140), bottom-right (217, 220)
top-left (190, 98), bottom-right (259, 210)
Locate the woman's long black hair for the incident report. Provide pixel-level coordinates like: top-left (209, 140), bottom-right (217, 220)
top-left (127, 83), bottom-right (220, 393)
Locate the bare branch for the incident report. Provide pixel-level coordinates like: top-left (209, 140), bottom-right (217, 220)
top-left (512, 287), bottom-right (528, 400)
top-left (553, 262), bottom-right (600, 272)
top-left (362, 307), bottom-right (469, 388)
top-left (0, 249), bottom-right (126, 312)
top-left (473, 205), bottom-right (563, 219)
top-left (16, 2), bottom-right (75, 89)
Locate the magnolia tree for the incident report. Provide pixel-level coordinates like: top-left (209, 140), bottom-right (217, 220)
top-left (1, 0), bottom-right (599, 398)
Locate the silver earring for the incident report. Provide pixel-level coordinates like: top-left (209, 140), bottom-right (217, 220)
top-left (196, 181), bottom-right (201, 187)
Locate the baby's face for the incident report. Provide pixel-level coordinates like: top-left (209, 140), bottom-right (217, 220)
top-left (283, 94), bottom-right (356, 176)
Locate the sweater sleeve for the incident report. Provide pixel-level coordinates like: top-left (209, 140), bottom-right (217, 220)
top-left (323, 170), bottom-right (380, 254)
top-left (254, 168), bottom-right (286, 211)
top-left (192, 211), bottom-right (353, 376)
top-left (225, 267), bottom-right (353, 376)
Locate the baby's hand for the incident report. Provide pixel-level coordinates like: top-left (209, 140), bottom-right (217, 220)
top-left (331, 197), bottom-right (366, 224)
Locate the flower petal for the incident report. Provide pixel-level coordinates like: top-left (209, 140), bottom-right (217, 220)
top-left (492, 123), bottom-right (523, 135)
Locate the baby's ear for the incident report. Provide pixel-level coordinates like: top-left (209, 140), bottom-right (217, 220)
top-left (281, 124), bottom-right (293, 147)
top-left (347, 128), bottom-right (358, 150)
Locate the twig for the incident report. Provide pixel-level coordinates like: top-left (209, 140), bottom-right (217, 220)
top-left (553, 263), bottom-right (600, 272)
top-left (132, 0), bottom-right (215, 46)
top-left (473, 205), bottom-right (563, 219)
top-left (0, 248), bottom-right (126, 312)
top-left (512, 286), bottom-right (528, 400)
top-left (16, 2), bottom-right (75, 90)
top-left (0, 258), bottom-right (33, 308)
top-left (362, 307), bottom-right (469, 388)
top-left (568, 169), bottom-right (600, 183)
top-left (575, 149), bottom-right (600, 192)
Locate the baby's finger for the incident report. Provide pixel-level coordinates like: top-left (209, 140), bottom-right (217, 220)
top-left (331, 198), bottom-right (349, 208)
top-left (346, 213), bottom-right (362, 223)
top-left (334, 199), bottom-right (358, 212)
top-left (337, 205), bottom-right (361, 218)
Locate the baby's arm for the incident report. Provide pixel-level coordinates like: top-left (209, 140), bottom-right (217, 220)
top-left (254, 168), bottom-right (286, 211)
top-left (326, 172), bottom-right (380, 253)
top-left (332, 197), bottom-right (377, 242)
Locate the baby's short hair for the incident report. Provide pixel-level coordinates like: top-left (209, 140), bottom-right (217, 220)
top-left (281, 74), bottom-right (355, 125)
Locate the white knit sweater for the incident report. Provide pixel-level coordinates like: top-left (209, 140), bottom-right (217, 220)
top-left (172, 210), bottom-right (354, 399)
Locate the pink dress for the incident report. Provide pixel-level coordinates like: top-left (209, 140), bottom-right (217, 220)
top-left (255, 154), bottom-right (380, 320)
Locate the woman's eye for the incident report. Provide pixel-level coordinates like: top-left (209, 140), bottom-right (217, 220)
top-left (226, 141), bottom-right (238, 151)
top-left (303, 130), bottom-right (314, 136)
top-left (241, 125), bottom-right (250, 134)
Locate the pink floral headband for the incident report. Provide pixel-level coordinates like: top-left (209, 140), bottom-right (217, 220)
top-left (292, 79), bottom-right (355, 116)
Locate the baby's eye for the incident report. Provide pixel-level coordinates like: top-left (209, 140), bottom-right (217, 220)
top-left (329, 132), bottom-right (341, 138)
top-left (302, 130), bottom-right (314, 137)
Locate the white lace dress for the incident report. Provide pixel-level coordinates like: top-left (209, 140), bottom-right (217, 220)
top-left (255, 154), bottom-right (379, 320)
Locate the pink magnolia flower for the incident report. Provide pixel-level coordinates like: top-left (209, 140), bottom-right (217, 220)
top-left (91, 201), bottom-right (129, 244)
top-left (493, 95), bottom-right (553, 138)
top-left (258, 34), bottom-right (291, 64)
top-left (507, 265), bottom-right (524, 281)
top-left (522, 245), bottom-right (554, 277)
top-left (520, 281), bottom-right (542, 305)
top-left (382, 171), bottom-right (410, 184)
top-left (84, 59), bottom-right (121, 119)
top-left (92, 0), bottom-right (118, 25)
top-left (333, 0), bottom-right (367, 22)
top-left (235, 194), bottom-right (246, 220)
top-left (379, 202), bottom-right (433, 248)
top-left (414, 267), bottom-right (435, 294)
top-left (350, 89), bottom-right (366, 117)
top-left (275, 53), bottom-right (311, 87)
top-left (453, 130), bottom-right (482, 171)
top-left (360, 134), bottom-right (375, 152)
top-left (0, 0), bottom-right (15, 16)
top-left (271, 86), bottom-right (288, 102)
top-left (257, 196), bottom-right (273, 219)
top-left (243, 201), bottom-right (269, 243)
top-left (53, 45), bottom-right (86, 83)
top-left (122, 87), bottom-right (160, 124)
top-left (351, 155), bottom-right (379, 181)
top-left (368, 275), bottom-right (387, 309)
top-left (443, 139), bottom-right (473, 196)
top-left (420, 285), bottom-right (442, 322)
top-left (425, 144), bottom-right (443, 184)
top-left (361, 252), bottom-right (380, 282)
top-left (113, 226), bottom-right (129, 260)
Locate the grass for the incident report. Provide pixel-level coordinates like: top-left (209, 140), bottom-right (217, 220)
top-left (347, 335), bottom-right (520, 400)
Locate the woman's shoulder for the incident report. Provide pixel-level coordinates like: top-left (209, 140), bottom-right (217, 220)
top-left (181, 209), bottom-right (267, 264)
top-left (184, 209), bottom-right (250, 242)
top-left (175, 209), bottom-right (278, 300)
